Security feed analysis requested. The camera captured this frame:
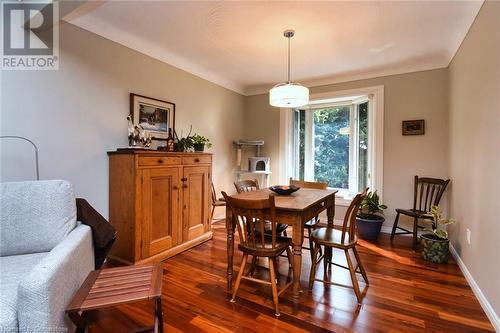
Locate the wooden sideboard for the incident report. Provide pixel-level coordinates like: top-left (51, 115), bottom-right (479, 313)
top-left (107, 150), bottom-right (213, 265)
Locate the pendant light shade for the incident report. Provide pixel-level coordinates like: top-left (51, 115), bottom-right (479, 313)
top-left (269, 29), bottom-right (309, 108)
top-left (269, 83), bottom-right (309, 108)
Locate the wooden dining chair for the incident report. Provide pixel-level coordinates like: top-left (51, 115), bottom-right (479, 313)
top-left (222, 192), bottom-right (293, 317)
top-left (390, 176), bottom-right (450, 250)
top-left (289, 178), bottom-right (328, 260)
top-left (309, 189), bottom-right (368, 303)
top-left (234, 179), bottom-right (260, 193)
top-left (211, 182), bottom-right (226, 221)
top-left (234, 179), bottom-right (288, 237)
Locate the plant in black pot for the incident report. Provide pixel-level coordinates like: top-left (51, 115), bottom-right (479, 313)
top-left (356, 191), bottom-right (387, 240)
top-left (192, 134), bottom-right (212, 152)
top-left (421, 205), bottom-right (456, 264)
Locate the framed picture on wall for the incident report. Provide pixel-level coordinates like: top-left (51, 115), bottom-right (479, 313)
top-left (130, 93), bottom-right (175, 140)
top-left (402, 119), bottom-right (425, 136)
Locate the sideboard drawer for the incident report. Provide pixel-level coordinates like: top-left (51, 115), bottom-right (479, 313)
top-left (138, 156), bottom-right (181, 167)
top-left (182, 155), bottom-right (211, 165)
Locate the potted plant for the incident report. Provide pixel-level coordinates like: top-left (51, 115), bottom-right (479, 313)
top-left (174, 127), bottom-right (194, 152)
top-left (421, 205), bottom-right (456, 264)
top-left (356, 191), bottom-right (387, 240)
top-left (192, 134), bottom-right (212, 152)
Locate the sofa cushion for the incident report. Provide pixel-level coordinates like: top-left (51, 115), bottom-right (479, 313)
top-left (0, 180), bottom-right (77, 256)
top-left (0, 252), bottom-right (48, 332)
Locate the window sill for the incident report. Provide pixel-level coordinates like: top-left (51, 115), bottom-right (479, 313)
top-left (329, 189), bottom-right (354, 207)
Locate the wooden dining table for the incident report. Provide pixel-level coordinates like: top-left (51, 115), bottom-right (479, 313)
top-left (225, 187), bottom-right (338, 308)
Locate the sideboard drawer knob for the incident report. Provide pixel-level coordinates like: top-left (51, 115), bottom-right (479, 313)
top-left (195, 158), bottom-right (200, 162)
top-left (158, 159), bottom-right (164, 164)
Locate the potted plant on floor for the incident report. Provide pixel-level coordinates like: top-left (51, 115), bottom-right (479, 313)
top-left (356, 191), bottom-right (387, 240)
top-left (421, 205), bottom-right (456, 264)
top-left (192, 134), bottom-right (212, 152)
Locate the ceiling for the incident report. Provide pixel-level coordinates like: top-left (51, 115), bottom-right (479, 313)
top-left (66, 1), bottom-right (483, 96)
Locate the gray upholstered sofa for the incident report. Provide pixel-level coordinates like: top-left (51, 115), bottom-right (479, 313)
top-left (0, 180), bottom-right (94, 333)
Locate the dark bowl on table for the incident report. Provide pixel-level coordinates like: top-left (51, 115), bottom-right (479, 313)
top-left (269, 185), bottom-right (300, 195)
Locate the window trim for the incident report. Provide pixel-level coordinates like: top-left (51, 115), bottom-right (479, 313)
top-left (279, 85), bottom-right (384, 202)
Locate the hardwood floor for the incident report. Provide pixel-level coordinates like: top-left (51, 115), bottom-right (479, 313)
top-left (88, 221), bottom-right (494, 332)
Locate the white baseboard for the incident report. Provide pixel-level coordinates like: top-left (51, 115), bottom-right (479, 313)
top-left (449, 244), bottom-right (499, 332)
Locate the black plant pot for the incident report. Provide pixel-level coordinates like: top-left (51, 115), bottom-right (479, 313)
top-left (421, 234), bottom-right (449, 263)
top-left (193, 143), bottom-right (205, 152)
top-left (356, 215), bottom-right (385, 240)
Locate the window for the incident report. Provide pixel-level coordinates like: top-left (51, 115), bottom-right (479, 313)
top-left (280, 86), bottom-right (384, 203)
top-left (292, 96), bottom-right (371, 196)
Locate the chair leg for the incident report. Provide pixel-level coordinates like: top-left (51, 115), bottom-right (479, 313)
top-left (210, 205), bottom-right (215, 221)
top-left (155, 297), bottom-right (164, 333)
top-left (323, 246), bottom-right (332, 280)
top-left (345, 249), bottom-right (362, 303)
top-left (309, 243), bottom-right (320, 289)
top-left (412, 217), bottom-right (418, 251)
top-left (391, 212), bottom-right (400, 240)
top-left (286, 247), bottom-right (293, 269)
top-left (268, 257), bottom-right (280, 317)
top-left (230, 254), bottom-right (248, 303)
top-left (248, 256), bottom-right (257, 276)
top-left (272, 257), bottom-right (279, 283)
top-left (352, 246), bottom-right (369, 285)
top-left (307, 228), bottom-right (315, 262)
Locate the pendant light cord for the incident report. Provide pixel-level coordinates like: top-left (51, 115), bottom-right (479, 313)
top-left (287, 35), bottom-right (291, 84)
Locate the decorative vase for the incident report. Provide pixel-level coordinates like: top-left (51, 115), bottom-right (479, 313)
top-left (194, 143), bottom-right (205, 152)
top-left (421, 234), bottom-right (449, 263)
top-left (356, 215), bottom-right (385, 240)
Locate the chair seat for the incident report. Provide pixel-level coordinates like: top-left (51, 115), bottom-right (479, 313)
top-left (395, 208), bottom-right (433, 219)
top-left (304, 218), bottom-right (320, 229)
top-left (238, 236), bottom-right (291, 257)
top-left (310, 227), bottom-right (356, 248)
top-left (213, 199), bottom-right (226, 207)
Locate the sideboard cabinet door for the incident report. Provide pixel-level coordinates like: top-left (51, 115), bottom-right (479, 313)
top-left (182, 166), bottom-right (210, 242)
top-left (141, 167), bottom-right (181, 258)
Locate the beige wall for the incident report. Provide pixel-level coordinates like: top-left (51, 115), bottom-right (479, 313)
top-left (244, 69), bottom-right (449, 225)
top-left (448, 0), bottom-right (500, 317)
top-left (0, 23), bottom-right (245, 217)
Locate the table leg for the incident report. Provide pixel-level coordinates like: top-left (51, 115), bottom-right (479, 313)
top-left (292, 215), bottom-right (304, 309)
top-left (226, 204), bottom-right (235, 292)
top-left (327, 195), bottom-right (335, 227)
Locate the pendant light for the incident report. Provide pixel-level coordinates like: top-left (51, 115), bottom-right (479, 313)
top-left (269, 30), bottom-right (309, 108)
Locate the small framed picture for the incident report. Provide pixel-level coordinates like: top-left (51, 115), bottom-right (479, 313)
top-left (130, 93), bottom-right (175, 140)
top-left (402, 119), bottom-right (425, 136)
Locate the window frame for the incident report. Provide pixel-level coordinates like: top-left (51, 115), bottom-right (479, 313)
top-left (279, 85), bottom-right (384, 206)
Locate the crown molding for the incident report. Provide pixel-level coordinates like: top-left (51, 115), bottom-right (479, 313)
top-left (244, 63), bottom-right (448, 96)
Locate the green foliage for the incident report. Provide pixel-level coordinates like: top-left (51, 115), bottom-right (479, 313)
top-left (313, 106), bottom-right (350, 188)
top-left (192, 134), bottom-right (212, 148)
top-left (298, 102), bottom-right (369, 189)
top-left (177, 136), bottom-right (194, 151)
top-left (424, 205), bottom-right (457, 240)
top-left (359, 191), bottom-right (387, 218)
top-left (174, 126), bottom-right (212, 151)
top-left (357, 103), bottom-right (369, 191)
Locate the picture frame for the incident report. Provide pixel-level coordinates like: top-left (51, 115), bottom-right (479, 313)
top-left (130, 93), bottom-right (175, 140)
top-left (402, 119), bottom-right (425, 136)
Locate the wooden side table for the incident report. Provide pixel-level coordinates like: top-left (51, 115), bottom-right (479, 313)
top-left (66, 264), bottom-right (164, 333)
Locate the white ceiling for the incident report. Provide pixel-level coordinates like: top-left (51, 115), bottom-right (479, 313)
top-left (66, 1), bottom-right (483, 96)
